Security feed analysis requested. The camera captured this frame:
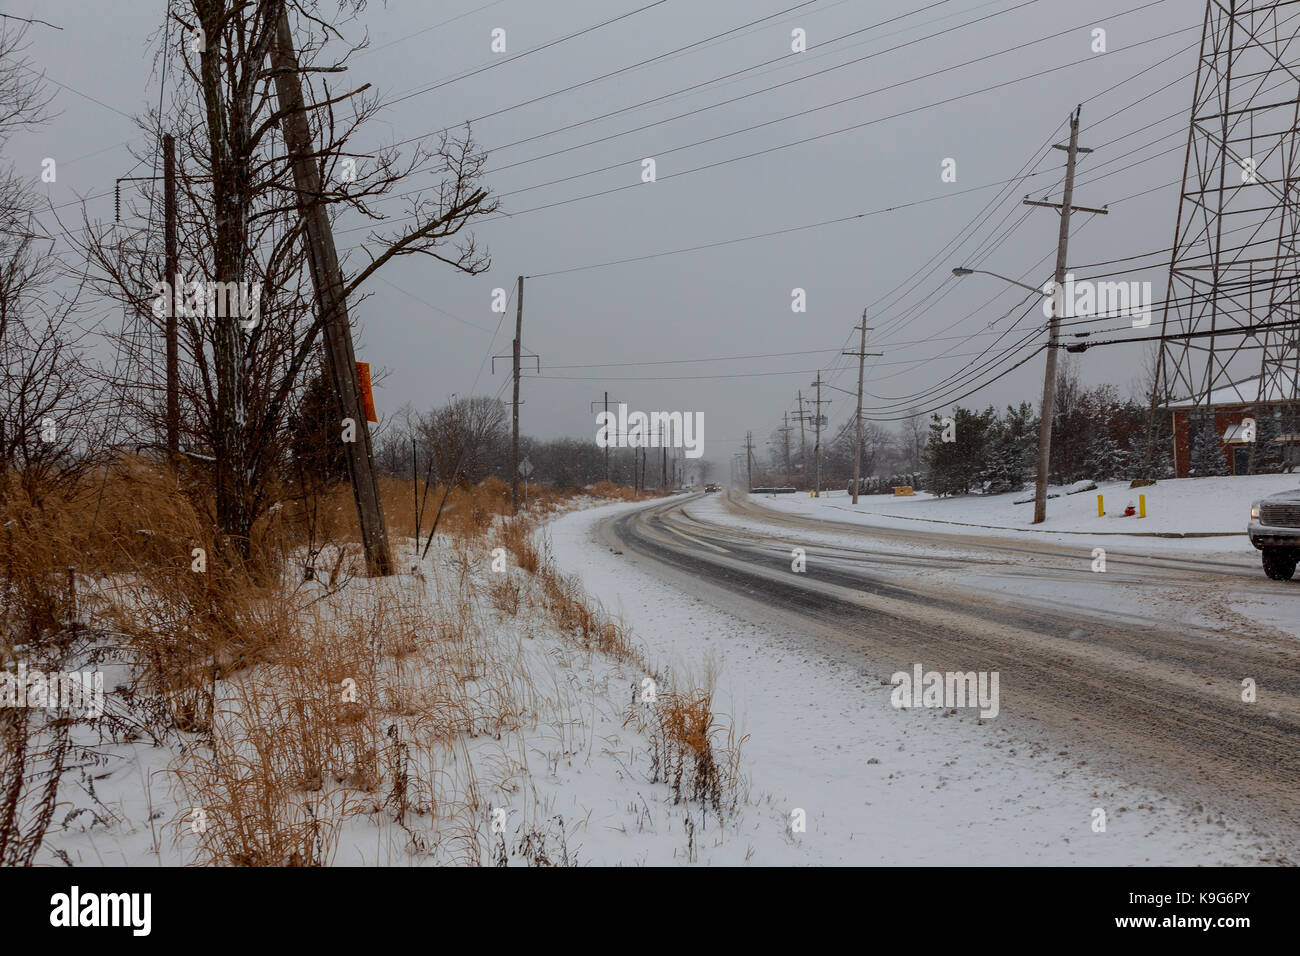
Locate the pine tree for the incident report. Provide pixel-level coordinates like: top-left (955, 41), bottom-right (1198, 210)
top-left (288, 366), bottom-right (350, 485)
top-left (924, 414), bottom-right (963, 496)
top-left (982, 408), bottom-right (1032, 493)
top-left (925, 406), bottom-right (996, 495)
top-left (1188, 421), bottom-right (1229, 477)
top-left (1083, 429), bottom-right (1127, 481)
top-left (1249, 407), bottom-right (1286, 473)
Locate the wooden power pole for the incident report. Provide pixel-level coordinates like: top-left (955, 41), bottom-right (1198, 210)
top-left (271, 9), bottom-right (393, 575)
top-left (163, 133), bottom-right (179, 458)
top-left (796, 390), bottom-right (808, 482)
top-left (590, 391), bottom-right (613, 483)
top-left (1023, 105), bottom-right (1106, 524)
top-left (511, 274), bottom-right (523, 514)
top-left (844, 312), bottom-right (882, 504)
top-left (661, 424), bottom-right (667, 491)
top-left (810, 373), bottom-right (829, 497)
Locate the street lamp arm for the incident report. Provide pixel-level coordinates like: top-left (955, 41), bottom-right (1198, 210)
top-left (951, 266), bottom-right (1044, 295)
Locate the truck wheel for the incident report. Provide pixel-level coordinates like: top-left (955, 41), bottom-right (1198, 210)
top-left (1262, 547), bottom-right (1298, 581)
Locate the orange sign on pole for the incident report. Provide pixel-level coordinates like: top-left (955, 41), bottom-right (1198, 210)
top-left (355, 361), bottom-right (378, 422)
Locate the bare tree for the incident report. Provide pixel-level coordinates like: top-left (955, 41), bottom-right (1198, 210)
top-left (417, 396), bottom-right (508, 487)
top-left (0, 22), bottom-right (93, 867)
top-left (902, 410), bottom-right (927, 474)
top-left (79, 0), bottom-right (497, 561)
top-left (0, 24), bottom-right (102, 507)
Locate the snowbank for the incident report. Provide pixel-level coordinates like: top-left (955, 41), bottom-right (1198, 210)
top-left (749, 474), bottom-right (1300, 551)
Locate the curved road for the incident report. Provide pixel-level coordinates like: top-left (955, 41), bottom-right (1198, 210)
top-left (599, 489), bottom-right (1300, 853)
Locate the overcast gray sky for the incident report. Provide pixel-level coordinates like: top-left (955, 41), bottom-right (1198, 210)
top-left (4, 0), bottom-right (1200, 461)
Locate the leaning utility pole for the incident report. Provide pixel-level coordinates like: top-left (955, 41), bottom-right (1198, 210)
top-left (163, 133), bottom-right (179, 458)
top-left (1024, 105), bottom-right (1107, 524)
top-left (511, 274), bottom-right (523, 514)
top-left (844, 313), bottom-right (883, 505)
top-left (271, 10), bottom-right (393, 575)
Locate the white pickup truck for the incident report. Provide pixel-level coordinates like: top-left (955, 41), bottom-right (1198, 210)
top-left (1248, 488), bottom-right (1300, 580)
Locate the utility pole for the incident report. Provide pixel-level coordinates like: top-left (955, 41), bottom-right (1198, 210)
top-left (796, 390), bottom-right (808, 483)
top-left (744, 431), bottom-right (755, 490)
top-left (844, 313), bottom-right (883, 504)
top-left (589, 391), bottom-right (617, 483)
top-left (1024, 105), bottom-right (1107, 524)
top-left (778, 412), bottom-right (793, 483)
top-left (271, 10), bottom-right (393, 575)
top-left (493, 276), bottom-right (539, 512)
top-left (512, 275), bottom-right (523, 514)
top-left (163, 133), bottom-right (179, 459)
top-left (809, 374), bottom-right (830, 497)
top-left (661, 424), bottom-right (667, 491)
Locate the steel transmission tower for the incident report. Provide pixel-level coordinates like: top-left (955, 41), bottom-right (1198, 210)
top-left (1156, 0), bottom-right (1300, 410)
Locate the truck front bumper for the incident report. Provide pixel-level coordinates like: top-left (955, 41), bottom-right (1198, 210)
top-left (1248, 521), bottom-right (1300, 549)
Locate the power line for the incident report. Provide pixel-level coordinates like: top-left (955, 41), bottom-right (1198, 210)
top-left (336, 11), bottom-right (1198, 240)
top-left (486, 0), bottom-right (1043, 177)
top-left (382, 1), bottom-right (672, 109)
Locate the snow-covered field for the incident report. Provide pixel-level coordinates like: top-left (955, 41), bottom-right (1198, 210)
top-left (543, 499), bottom-right (1280, 864)
top-left (748, 474), bottom-right (1300, 552)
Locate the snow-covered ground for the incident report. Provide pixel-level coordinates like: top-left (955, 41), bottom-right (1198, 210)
top-left (544, 499), bottom-right (1282, 864)
top-left (33, 483), bottom-right (1293, 867)
top-left (746, 474), bottom-right (1300, 553)
top-left (36, 523), bottom-right (743, 867)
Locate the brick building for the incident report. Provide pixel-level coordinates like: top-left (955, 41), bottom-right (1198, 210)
top-left (1164, 370), bottom-right (1300, 477)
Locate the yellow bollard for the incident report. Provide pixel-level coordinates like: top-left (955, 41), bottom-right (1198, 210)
top-left (1139, 494), bottom-right (1146, 518)
top-left (810, 490), bottom-right (814, 498)
top-left (1097, 493), bottom-right (1104, 517)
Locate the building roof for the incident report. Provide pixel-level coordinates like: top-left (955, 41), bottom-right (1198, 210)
top-left (1164, 366), bottom-right (1300, 410)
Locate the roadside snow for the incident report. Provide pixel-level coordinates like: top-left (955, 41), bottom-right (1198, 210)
top-left (749, 474), bottom-right (1300, 552)
top-left (36, 524), bottom-right (737, 868)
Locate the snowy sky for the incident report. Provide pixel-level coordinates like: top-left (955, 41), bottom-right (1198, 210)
top-left (4, 0), bottom-right (1198, 461)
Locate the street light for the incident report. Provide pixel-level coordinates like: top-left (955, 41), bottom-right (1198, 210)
top-left (951, 266), bottom-right (1044, 296)
top-left (952, 264), bottom-right (1058, 524)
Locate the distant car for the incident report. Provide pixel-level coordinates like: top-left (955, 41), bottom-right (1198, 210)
top-left (1248, 488), bottom-right (1300, 579)
top-left (704, 483), bottom-right (720, 493)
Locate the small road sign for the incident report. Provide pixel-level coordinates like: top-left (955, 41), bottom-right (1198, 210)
top-left (518, 458), bottom-right (533, 478)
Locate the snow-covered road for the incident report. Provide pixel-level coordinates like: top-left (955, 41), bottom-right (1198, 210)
top-left (544, 491), bottom-right (1300, 864)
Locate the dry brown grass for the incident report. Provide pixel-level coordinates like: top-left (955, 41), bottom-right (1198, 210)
top-left (2, 458), bottom-right (740, 865)
top-left (496, 511), bottom-right (749, 822)
top-left (640, 683), bottom-right (747, 815)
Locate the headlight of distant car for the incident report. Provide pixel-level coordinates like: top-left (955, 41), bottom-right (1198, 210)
top-left (1250, 501), bottom-right (1261, 520)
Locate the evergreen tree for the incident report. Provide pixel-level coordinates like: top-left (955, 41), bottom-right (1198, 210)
top-left (924, 414), bottom-right (962, 496)
top-left (288, 367), bottom-right (350, 486)
top-left (1248, 408), bottom-right (1286, 473)
top-left (1083, 429), bottom-right (1127, 481)
top-left (1188, 420), bottom-right (1229, 477)
top-left (925, 406), bottom-right (995, 495)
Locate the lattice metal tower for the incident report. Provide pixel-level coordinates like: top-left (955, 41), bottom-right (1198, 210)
top-left (1155, 0), bottom-right (1300, 408)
